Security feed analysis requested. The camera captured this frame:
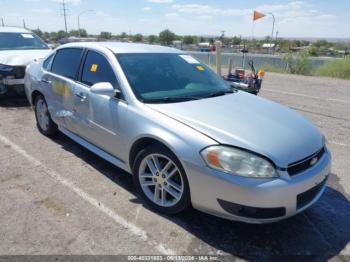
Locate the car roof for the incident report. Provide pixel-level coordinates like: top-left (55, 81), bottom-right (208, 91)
top-left (0, 26), bottom-right (32, 33)
top-left (59, 42), bottom-right (184, 54)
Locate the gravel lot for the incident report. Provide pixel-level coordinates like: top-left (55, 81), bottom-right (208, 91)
top-left (0, 73), bottom-right (349, 261)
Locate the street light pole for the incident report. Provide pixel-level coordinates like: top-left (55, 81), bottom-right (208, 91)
top-left (78, 10), bottom-right (94, 37)
top-left (269, 12), bottom-right (275, 54)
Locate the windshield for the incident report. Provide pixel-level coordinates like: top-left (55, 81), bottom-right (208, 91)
top-left (0, 32), bottom-right (49, 50)
top-left (116, 53), bottom-right (231, 103)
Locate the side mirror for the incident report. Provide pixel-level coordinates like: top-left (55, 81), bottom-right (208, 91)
top-left (90, 82), bottom-right (120, 98)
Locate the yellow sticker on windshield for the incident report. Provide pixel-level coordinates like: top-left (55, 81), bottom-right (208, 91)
top-left (197, 65), bottom-right (205, 71)
top-left (91, 64), bottom-right (98, 72)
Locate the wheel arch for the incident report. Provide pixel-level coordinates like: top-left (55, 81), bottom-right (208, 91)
top-left (31, 90), bottom-right (44, 106)
top-left (129, 137), bottom-right (173, 171)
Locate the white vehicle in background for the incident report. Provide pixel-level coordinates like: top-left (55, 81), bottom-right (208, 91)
top-left (0, 26), bottom-right (51, 97)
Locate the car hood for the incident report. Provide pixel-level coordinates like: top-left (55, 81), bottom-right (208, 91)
top-left (148, 92), bottom-right (324, 167)
top-left (0, 49), bottom-right (51, 66)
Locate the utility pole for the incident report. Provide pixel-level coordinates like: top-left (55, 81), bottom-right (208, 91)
top-left (268, 12), bottom-right (275, 55)
top-left (1, 18), bottom-right (4, 27)
top-left (23, 19), bottom-right (26, 28)
top-left (275, 31), bottom-right (279, 54)
top-left (61, 0), bottom-right (68, 33)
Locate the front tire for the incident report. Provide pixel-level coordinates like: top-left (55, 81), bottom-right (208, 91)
top-left (133, 144), bottom-right (191, 214)
top-left (34, 95), bottom-right (58, 137)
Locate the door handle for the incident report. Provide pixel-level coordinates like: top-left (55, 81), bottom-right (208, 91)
top-left (75, 93), bottom-right (87, 101)
top-left (41, 79), bottom-right (52, 84)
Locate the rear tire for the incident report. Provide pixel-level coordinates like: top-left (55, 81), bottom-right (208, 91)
top-left (132, 144), bottom-right (191, 215)
top-left (34, 95), bottom-right (58, 137)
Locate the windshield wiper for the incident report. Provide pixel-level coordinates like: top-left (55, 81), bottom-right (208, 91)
top-left (142, 96), bottom-right (202, 104)
top-left (206, 89), bottom-right (236, 98)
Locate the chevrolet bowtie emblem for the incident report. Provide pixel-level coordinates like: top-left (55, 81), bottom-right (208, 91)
top-left (310, 157), bottom-right (318, 166)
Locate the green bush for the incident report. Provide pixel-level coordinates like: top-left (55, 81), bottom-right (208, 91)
top-left (260, 64), bottom-right (286, 73)
top-left (284, 51), bottom-right (311, 75)
top-left (315, 58), bottom-right (350, 80)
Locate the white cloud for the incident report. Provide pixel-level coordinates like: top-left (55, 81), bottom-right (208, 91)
top-left (165, 13), bottom-right (179, 17)
top-left (172, 4), bottom-right (250, 16)
top-left (256, 1), bottom-right (304, 13)
top-left (147, 0), bottom-right (173, 3)
top-left (142, 7), bottom-right (152, 12)
top-left (196, 15), bottom-right (213, 20)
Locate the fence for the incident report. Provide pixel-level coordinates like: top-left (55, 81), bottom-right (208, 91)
top-left (189, 51), bottom-right (340, 71)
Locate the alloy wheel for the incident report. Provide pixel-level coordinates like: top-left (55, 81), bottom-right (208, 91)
top-left (138, 153), bottom-right (184, 207)
top-left (36, 99), bottom-right (50, 131)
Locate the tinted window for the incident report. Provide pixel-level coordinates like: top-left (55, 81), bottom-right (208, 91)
top-left (82, 51), bottom-right (117, 87)
top-left (0, 32), bottom-right (48, 50)
top-left (43, 54), bottom-right (54, 71)
top-left (51, 48), bottom-right (83, 80)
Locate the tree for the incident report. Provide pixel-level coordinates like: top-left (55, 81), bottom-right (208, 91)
top-left (232, 36), bottom-right (242, 45)
top-left (158, 29), bottom-right (177, 46)
top-left (100, 32), bottom-right (112, 39)
top-left (68, 29), bottom-right (87, 37)
top-left (148, 35), bottom-right (158, 44)
top-left (199, 37), bottom-right (206, 43)
top-left (32, 29), bottom-right (43, 38)
top-left (313, 40), bottom-right (330, 48)
top-left (69, 30), bottom-right (79, 37)
top-left (308, 46), bottom-right (319, 56)
top-left (57, 30), bottom-right (67, 40)
top-left (78, 29), bottom-right (87, 37)
top-left (183, 35), bottom-right (197, 45)
top-left (132, 34), bottom-right (143, 42)
top-left (120, 32), bottom-right (128, 39)
top-left (43, 32), bottom-right (50, 40)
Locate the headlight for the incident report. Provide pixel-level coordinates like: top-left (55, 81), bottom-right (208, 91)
top-left (0, 64), bottom-right (13, 72)
top-left (201, 146), bottom-right (277, 178)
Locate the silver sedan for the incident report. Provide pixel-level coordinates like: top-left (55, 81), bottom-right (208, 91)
top-left (24, 42), bottom-right (331, 223)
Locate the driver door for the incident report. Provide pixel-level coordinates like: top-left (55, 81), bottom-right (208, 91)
top-left (72, 50), bottom-right (127, 160)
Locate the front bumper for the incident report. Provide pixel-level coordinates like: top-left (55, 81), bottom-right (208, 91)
top-left (1, 78), bottom-right (25, 86)
top-left (185, 147), bottom-right (331, 223)
top-left (0, 79), bottom-right (25, 95)
top-left (0, 66), bottom-right (26, 95)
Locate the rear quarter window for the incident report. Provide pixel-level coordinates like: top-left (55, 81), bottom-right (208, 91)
top-left (43, 54), bottom-right (54, 71)
top-left (51, 48), bottom-right (83, 80)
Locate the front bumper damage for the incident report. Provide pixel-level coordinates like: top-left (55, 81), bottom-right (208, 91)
top-left (0, 66), bottom-right (26, 96)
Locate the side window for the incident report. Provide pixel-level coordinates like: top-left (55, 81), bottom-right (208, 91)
top-left (51, 48), bottom-right (83, 80)
top-left (81, 51), bottom-right (117, 87)
top-left (43, 53), bottom-right (54, 71)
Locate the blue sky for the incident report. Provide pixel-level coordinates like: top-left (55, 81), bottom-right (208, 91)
top-left (1, 0), bottom-right (349, 38)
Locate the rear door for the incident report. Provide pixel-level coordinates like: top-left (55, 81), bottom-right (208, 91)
top-left (73, 50), bottom-right (127, 159)
top-left (43, 48), bottom-right (84, 129)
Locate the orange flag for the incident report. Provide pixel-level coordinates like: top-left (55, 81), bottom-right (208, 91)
top-left (253, 10), bottom-right (266, 21)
